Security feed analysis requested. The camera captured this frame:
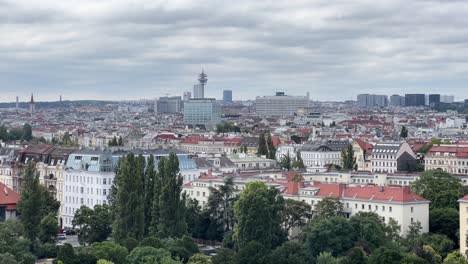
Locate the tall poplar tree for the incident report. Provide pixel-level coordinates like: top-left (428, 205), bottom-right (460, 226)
top-left (149, 158), bottom-right (165, 236)
top-left (144, 155), bottom-right (156, 235)
top-left (18, 162), bottom-right (43, 241)
top-left (341, 144), bottom-right (356, 170)
top-left (257, 133), bottom-right (268, 157)
top-left (157, 152), bottom-right (187, 238)
top-left (112, 153), bottom-right (145, 242)
top-left (267, 133), bottom-right (276, 159)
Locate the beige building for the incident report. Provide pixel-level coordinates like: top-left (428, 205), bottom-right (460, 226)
top-left (183, 172), bottom-right (430, 236)
top-left (352, 139), bottom-right (373, 171)
top-left (459, 195), bottom-right (468, 256)
top-left (425, 145), bottom-right (468, 175)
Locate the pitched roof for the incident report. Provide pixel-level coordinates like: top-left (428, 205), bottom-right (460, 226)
top-left (428, 145), bottom-right (468, 158)
top-left (0, 182), bottom-right (20, 210)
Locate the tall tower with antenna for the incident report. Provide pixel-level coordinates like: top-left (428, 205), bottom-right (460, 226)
top-left (193, 69), bottom-right (208, 99)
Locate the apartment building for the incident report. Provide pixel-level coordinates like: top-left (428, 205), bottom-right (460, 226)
top-left (371, 142), bottom-right (417, 173)
top-left (300, 140), bottom-right (350, 172)
top-left (183, 173), bottom-right (429, 236)
top-left (425, 145), bottom-right (468, 175)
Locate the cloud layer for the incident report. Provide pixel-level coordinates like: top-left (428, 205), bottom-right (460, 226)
top-left (1, 0), bottom-right (468, 102)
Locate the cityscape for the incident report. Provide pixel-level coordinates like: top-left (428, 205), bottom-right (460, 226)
top-left (2, 1), bottom-right (468, 264)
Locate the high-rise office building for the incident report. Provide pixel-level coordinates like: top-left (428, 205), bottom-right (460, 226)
top-left (256, 92), bottom-right (309, 116)
top-left (405, 94), bottom-right (425, 107)
top-left (389, 95), bottom-right (405, 107)
top-left (356, 94), bottom-right (388, 107)
top-left (223, 90), bottom-right (232, 103)
top-left (440, 95), bottom-right (455, 103)
top-left (465, 99), bottom-right (468, 107)
top-left (157, 96), bottom-right (182, 113)
top-left (193, 70), bottom-right (207, 99)
top-left (183, 91), bottom-right (191, 101)
top-left (183, 98), bottom-right (222, 126)
top-left (428, 94), bottom-right (440, 106)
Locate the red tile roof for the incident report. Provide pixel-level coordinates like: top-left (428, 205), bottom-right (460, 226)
top-left (428, 145), bottom-right (468, 158)
top-left (0, 183), bottom-right (20, 210)
top-left (354, 139), bottom-right (373, 152)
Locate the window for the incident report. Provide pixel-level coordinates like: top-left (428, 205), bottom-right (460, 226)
top-left (361, 204), bottom-right (364, 210)
top-left (355, 204), bottom-right (358, 209)
top-left (411, 207), bottom-right (414, 213)
top-left (202, 192), bottom-right (205, 197)
top-left (411, 218), bottom-right (414, 223)
top-left (80, 187), bottom-right (84, 194)
top-left (382, 206), bottom-right (385, 212)
top-left (75, 156), bottom-right (82, 160)
top-left (80, 198), bottom-right (84, 204)
top-left (91, 157), bottom-right (99, 161)
top-left (103, 189), bottom-right (107, 196)
top-left (389, 206), bottom-right (392, 212)
top-left (103, 178), bottom-right (107, 185)
top-left (368, 205), bottom-right (371, 210)
top-left (346, 203), bottom-right (349, 208)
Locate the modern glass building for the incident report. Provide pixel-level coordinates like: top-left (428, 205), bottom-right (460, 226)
top-left (405, 94), bottom-right (425, 107)
top-left (183, 98), bottom-right (222, 126)
top-left (255, 92), bottom-right (309, 117)
top-left (223, 90), bottom-right (232, 103)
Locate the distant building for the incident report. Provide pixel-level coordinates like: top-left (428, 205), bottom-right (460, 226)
top-left (465, 99), bottom-right (468, 107)
top-left (183, 98), bottom-right (222, 127)
top-left (441, 95), bottom-right (455, 103)
top-left (428, 94), bottom-right (440, 106)
top-left (183, 91), bottom-right (191, 101)
top-left (357, 94), bottom-right (388, 107)
top-left (300, 140), bottom-right (350, 171)
top-left (371, 142), bottom-right (417, 173)
top-left (29, 93), bottom-right (35, 116)
top-left (193, 70), bottom-right (207, 99)
top-left (405, 94), bottom-right (425, 107)
top-left (424, 145), bottom-right (468, 175)
top-left (156, 96), bottom-right (182, 113)
top-left (389, 95), bottom-right (405, 107)
top-left (223, 90), bottom-right (233, 103)
top-left (256, 92), bottom-right (309, 117)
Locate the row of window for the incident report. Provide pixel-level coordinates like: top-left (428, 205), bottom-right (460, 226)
top-left (65, 174), bottom-right (112, 185)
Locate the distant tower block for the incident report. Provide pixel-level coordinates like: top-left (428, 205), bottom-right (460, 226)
top-left (60, 95), bottom-right (62, 102)
top-left (29, 93), bottom-right (35, 116)
top-left (16, 96), bottom-right (19, 113)
top-left (193, 69), bottom-right (208, 99)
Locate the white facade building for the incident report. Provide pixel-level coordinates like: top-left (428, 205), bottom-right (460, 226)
top-left (256, 92), bottom-right (309, 117)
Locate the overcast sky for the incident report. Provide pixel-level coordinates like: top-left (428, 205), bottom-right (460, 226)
top-left (1, 0), bottom-right (468, 102)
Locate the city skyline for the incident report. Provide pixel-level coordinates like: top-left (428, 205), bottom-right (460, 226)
top-left (2, 1), bottom-right (468, 102)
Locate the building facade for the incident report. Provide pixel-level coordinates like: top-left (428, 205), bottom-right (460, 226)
top-left (371, 142), bottom-right (417, 173)
top-left (300, 141), bottom-right (350, 171)
top-left (389, 95), bottom-right (405, 107)
top-left (223, 90), bottom-right (232, 103)
top-left (425, 145), bottom-right (468, 175)
top-left (255, 92), bottom-right (309, 117)
top-left (405, 94), bottom-right (425, 107)
top-left (183, 99), bottom-right (222, 127)
top-left (157, 96), bottom-right (182, 113)
top-left (357, 94), bottom-right (388, 108)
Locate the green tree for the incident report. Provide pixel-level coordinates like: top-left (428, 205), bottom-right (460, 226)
top-left (22, 123), bottom-right (33, 141)
top-left (313, 197), bottom-right (344, 220)
top-left (279, 152), bottom-right (292, 171)
top-left (444, 250), bottom-right (468, 264)
top-left (343, 247), bottom-right (368, 264)
top-left (316, 252), bottom-right (341, 264)
top-left (90, 242), bottom-right (128, 264)
top-left (267, 133), bottom-right (276, 159)
top-left (97, 260), bottom-right (114, 264)
top-left (38, 213), bottom-right (59, 243)
top-left (420, 233), bottom-right (454, 259)
top-left (0, 220), bottom-right (35, 264)
top-left (126, 247), bottom-right (181, 264)
top-left (211, 248), bottom-right (236, 264)
top-left (237, 241), bottom-right (270, 264)
top-left (292, 151), bottom-right (305, 169)
top-left (234, 181), bottom-right (286, 249)
top-left (144, 155), bottom-right (156, 235)
top-left (281, 199), bottom-right (311, 236)
top-left (429, 208), bottom-right (459, 242)
top-left (349, 212), bottom-right (386, 251)
top-left (118, 136), bottom-right (123, 146)
top-left (73, 204), bottom-right (112, 245)
top-left (112, 154), bottom-right (145, 242)
top-left (156, 152), bottom-right (187, 238)
top-left (17, 163), bottom-right (43, 242)
top-left (411, 170), bottom-right (463, 209)
top-left (188, 253), bottom-right (212, 264)
top-left (0, 253), bottom-right (18, 264)
top-left (304, 216), bottom-right (355, 257)
top-left (400, 126), bottom-right (408, 139)
top-left (341, 144), bottom-right (356, 170)
top-left (257, 132), bottom-right (268, 157)
top-left (267, 241), bottom-right (308, 264)
top-left (368, 247), bottom-right (403, 264)
top-left (57, 243), bottom-right (77, 264)
top-left (206, 177), bottom-right (237, 233)
top-left (165, 236), bottom-right (199, 263)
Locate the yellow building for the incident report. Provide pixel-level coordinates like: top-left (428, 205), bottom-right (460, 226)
top-left (352, 139), bottom-right (373, 171)
top-left (459, 196), bottom-right (468, 256)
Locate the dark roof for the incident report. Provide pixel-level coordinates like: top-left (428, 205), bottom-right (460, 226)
top-left (372, 142), bottom-right (402, 154)
top-left (301, 140), bottom-right (350, 152)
